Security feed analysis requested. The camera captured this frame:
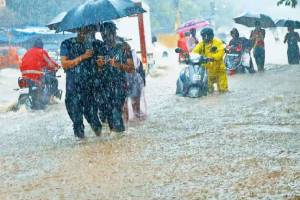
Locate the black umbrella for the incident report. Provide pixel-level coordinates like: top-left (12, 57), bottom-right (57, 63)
top-left (234, 12), bottom-right (276, 28)
top-left (276, 19), bottom-right (300, 29)
top-left (55, 0), bottom-right (146, 32)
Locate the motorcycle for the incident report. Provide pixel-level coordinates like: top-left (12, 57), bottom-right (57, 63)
top-left (15, 70), bottom-right (62, 110)
top-left (175, 48), bottom-right (210, 98)
top-left (225, 40), bottom-right (255, 75)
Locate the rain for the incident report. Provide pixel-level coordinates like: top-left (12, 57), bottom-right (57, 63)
top-left (0, 0), bottom-right (300, 199)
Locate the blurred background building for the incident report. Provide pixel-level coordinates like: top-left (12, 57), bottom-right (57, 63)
top-left (0, 0), bottom-right (6, 7)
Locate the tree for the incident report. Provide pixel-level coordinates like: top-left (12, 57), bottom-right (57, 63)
top-left (277, 0), bottom-right (298, 7)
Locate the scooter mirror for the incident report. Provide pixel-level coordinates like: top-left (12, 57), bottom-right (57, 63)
top-left (175, 48), bottom-right (183, 53)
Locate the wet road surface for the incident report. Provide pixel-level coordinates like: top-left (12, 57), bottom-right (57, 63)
top-left (0, 64), bottom-right (299, 199)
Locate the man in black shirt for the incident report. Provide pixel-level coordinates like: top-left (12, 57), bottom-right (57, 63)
top-left (60, 25), bottom-right (102, 139)
top-left (95, 22), bottom-right (134, 133)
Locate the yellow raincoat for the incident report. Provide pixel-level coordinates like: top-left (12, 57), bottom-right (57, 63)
top-left (192, 38), bottom-right (228, 92)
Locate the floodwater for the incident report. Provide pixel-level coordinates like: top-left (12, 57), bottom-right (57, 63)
top-left (0, 58), bottom-right (299, 199)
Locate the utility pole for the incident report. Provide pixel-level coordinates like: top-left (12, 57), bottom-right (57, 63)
top-left (209, 0), bottom-right (216, 27)
top-left (174, 0), bottom-right (180, 31)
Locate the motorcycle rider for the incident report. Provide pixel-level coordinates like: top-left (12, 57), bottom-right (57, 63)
top-left (192, 28), bottom-right (228, 93)
top-left (226, 28), bottom-right (255, 74)
top-left (20, 38), bottom-right (60, 109)
top-left (228, 28), bottom-right (243, 53)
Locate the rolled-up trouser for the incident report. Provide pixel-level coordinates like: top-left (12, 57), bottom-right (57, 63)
top-left (207, 70), bottom-right (228, 93)
top-left (253, 47), bottom-right (265, 71)
top-left (65, 83), bottom-right (101, 137)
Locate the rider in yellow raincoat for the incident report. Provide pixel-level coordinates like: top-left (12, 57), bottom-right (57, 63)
top-left (192, 28), bottom-right (228, 93)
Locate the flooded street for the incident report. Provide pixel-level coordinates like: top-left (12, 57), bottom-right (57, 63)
top-left (0, 62), bottom-right (300, 199)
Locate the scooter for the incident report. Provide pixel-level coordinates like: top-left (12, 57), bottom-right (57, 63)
top-left (14, 70), bottom-right (62, 110)
top-left (225, 45), bottom-right (255, 75)
top-left (175, 48), bottom-right (210, 98)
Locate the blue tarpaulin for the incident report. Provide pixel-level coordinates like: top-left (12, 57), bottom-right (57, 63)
top-left (0, 27), bottom-right (75, 48)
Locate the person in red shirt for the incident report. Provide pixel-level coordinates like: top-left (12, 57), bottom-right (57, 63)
top-left (177, 32), bottom-right (189, 63)
top-left (20, 38), bottom-right (59, 84)
top-left (20, 38), bottom-right (61, 108)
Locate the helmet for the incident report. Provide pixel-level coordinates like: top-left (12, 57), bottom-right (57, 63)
top-left (33, 38), bottom-right (43, 49)
top-left (230, 28), bottom-right (239, 38)
top-left (201, 28), bottom-right (214, 43)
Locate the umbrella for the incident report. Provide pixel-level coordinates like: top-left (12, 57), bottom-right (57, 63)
top-left (176, 19), bottom-right (209, 33)
top-left (234, 12), bottom-right (276, 28)
top-left (276, 19), bottom-right (300, 29)
top-left (47, 12), bottom-right (68, 30)
top-left (55, 0), bottom-right (146, 32)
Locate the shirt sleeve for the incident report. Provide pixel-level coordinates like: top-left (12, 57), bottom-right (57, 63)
top-left (42, 50), bottom-right (58, 69)
top-left (192, 41), bottom-right (204, 55)
top-left (60, 41), bottom-right (69, 57)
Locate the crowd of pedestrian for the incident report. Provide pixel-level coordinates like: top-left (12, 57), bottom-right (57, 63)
top-left (19, 20), bottom-right (300, 140)
top-left (176, 21), bottom-right (300, 93)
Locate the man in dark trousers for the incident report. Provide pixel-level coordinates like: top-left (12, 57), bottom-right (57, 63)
top-left (95, 22), bottom-right (134, 134)
top-left (60, 25), bottom-right (102, 139)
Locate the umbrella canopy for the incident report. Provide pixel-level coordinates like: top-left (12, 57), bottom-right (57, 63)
top-left (47, 12), bottom-right (68, 31)
top-left (55, 0), bottom-right (146, 32)
top-left (276, 19), bottom-right (300, 29)
top-left (176, 19), bottom-right (209, 33)
top-left (234, 12), bottom-right (275, 28)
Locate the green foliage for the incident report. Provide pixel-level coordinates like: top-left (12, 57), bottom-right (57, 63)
top-left (277, 0), bottom-right (298, 7)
